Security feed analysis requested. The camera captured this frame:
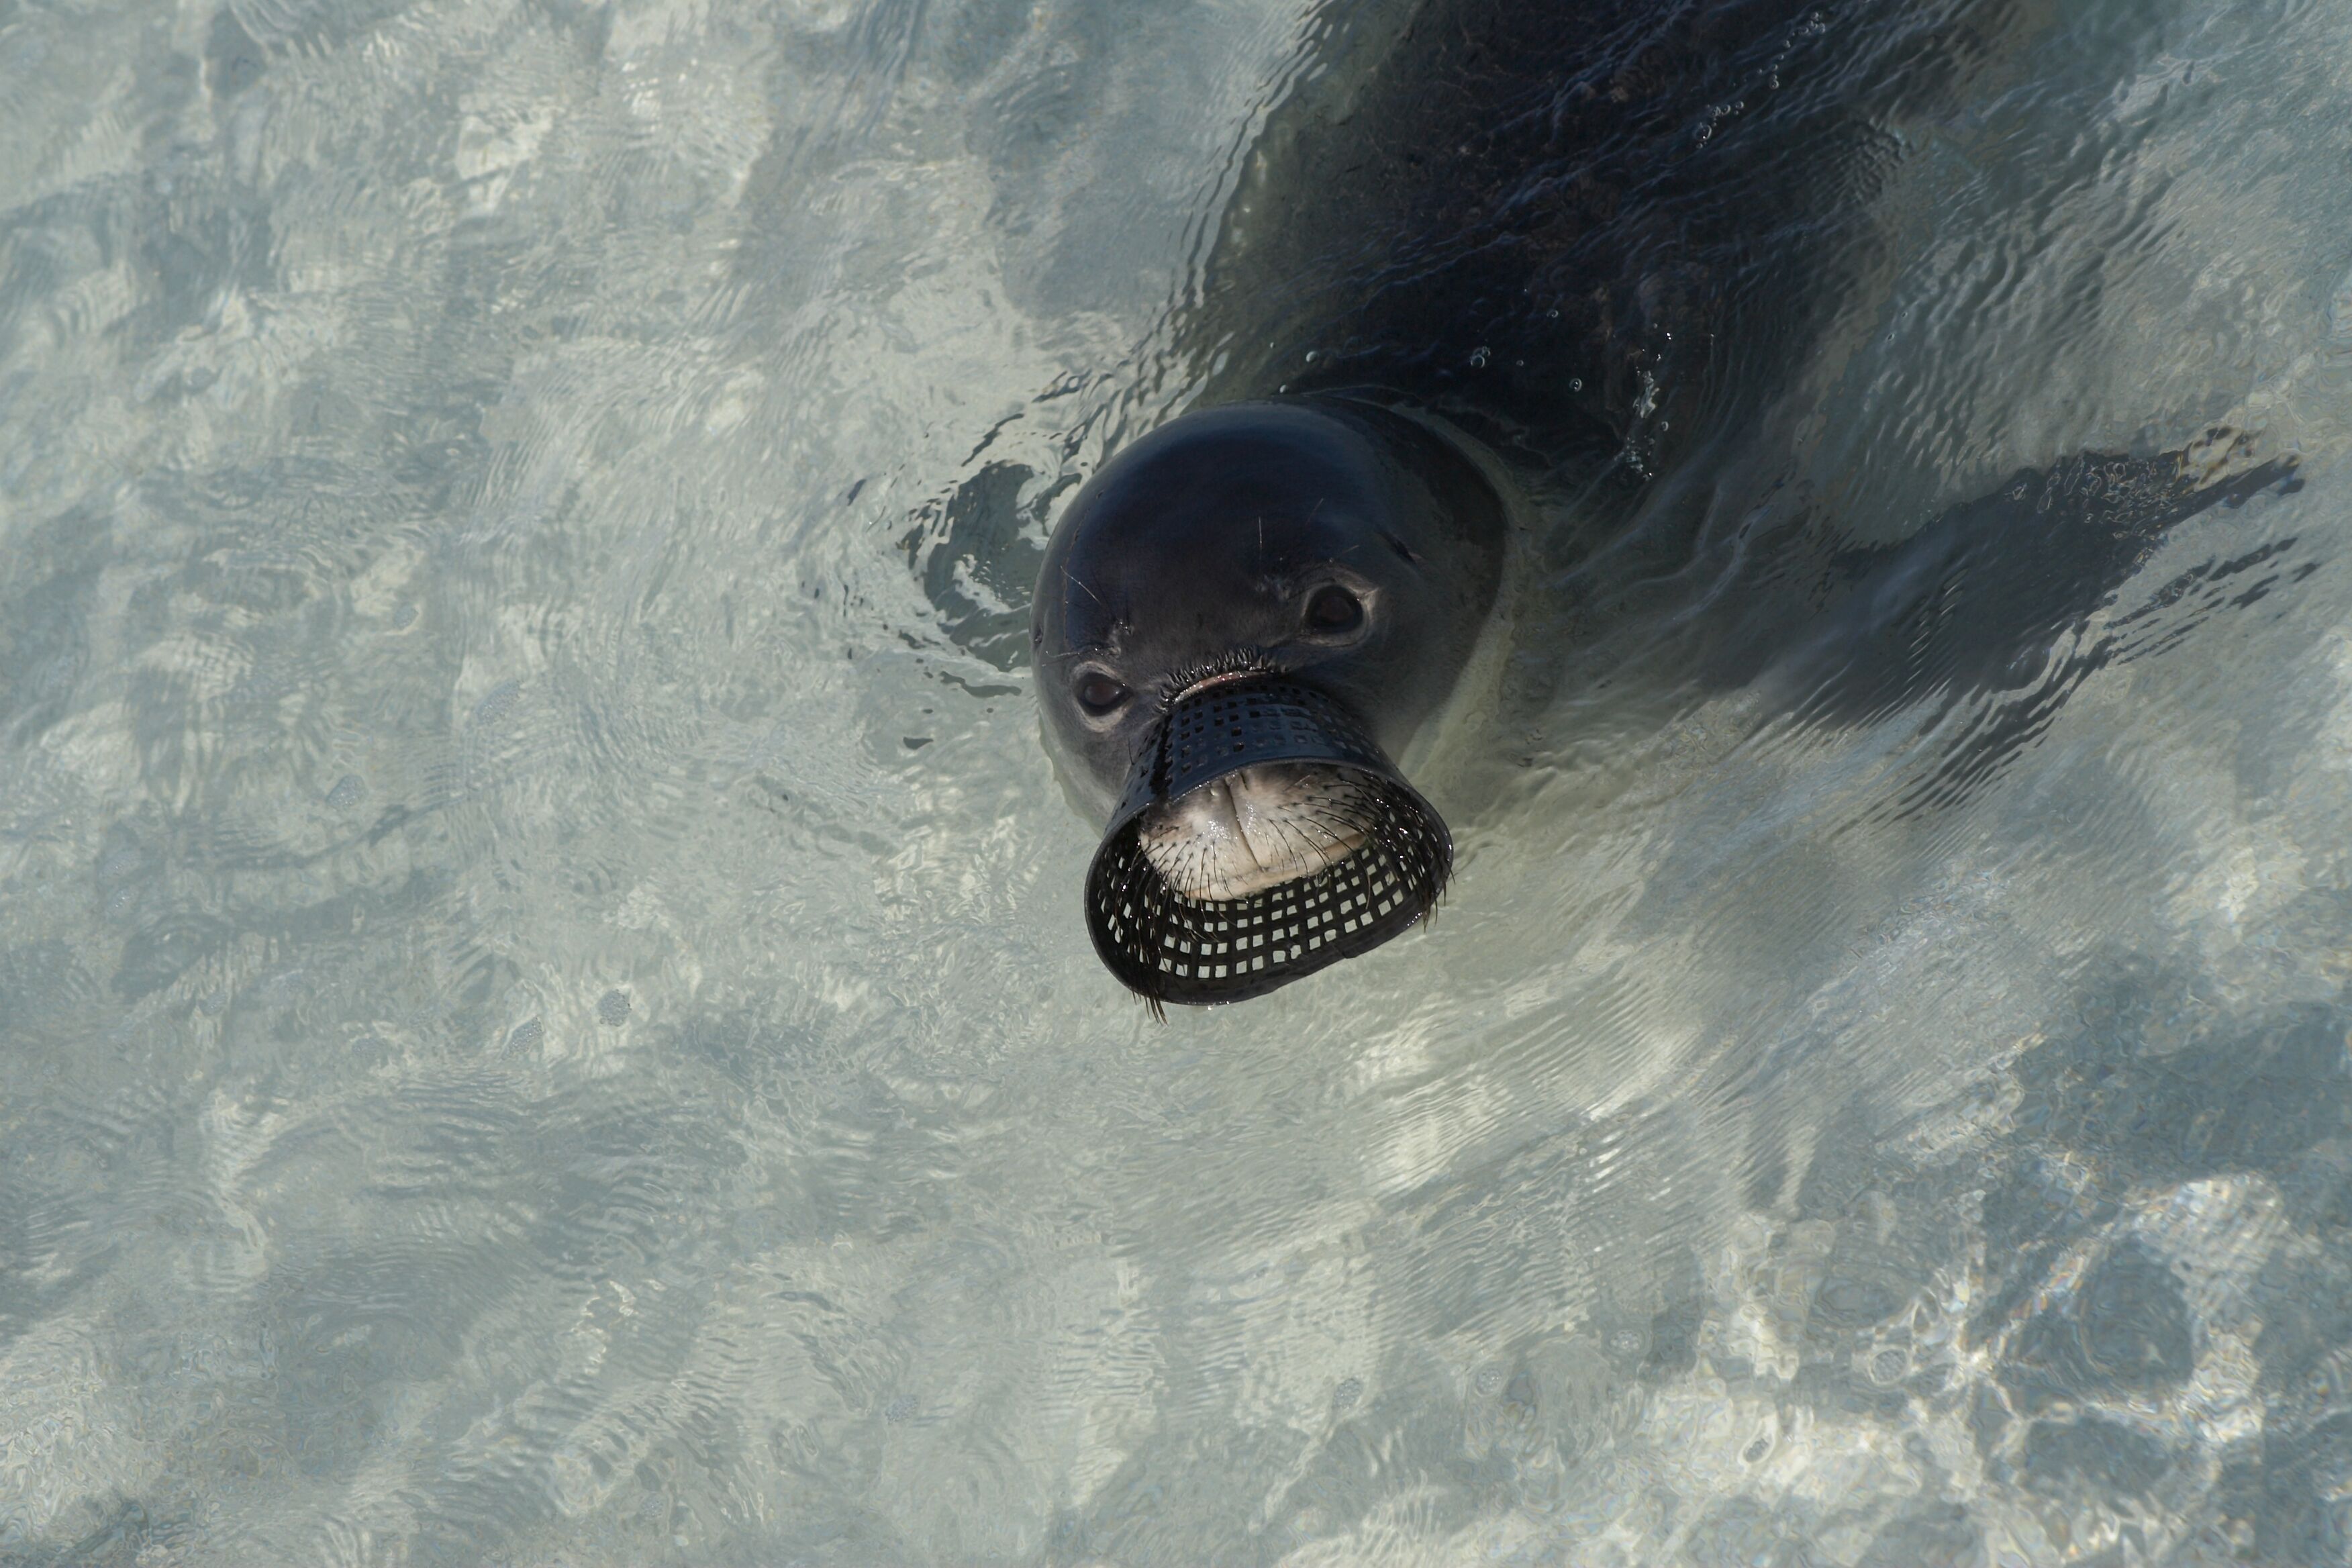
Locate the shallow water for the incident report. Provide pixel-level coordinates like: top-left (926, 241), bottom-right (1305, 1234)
top-left (3, 0), bottom-right (2352, 1562)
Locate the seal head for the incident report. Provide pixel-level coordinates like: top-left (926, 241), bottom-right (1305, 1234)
top-left (1033, 398), bottom-right (1508, 1003)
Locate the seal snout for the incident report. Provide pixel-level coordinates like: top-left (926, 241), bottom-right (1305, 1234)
top-left (1137, 763), bottom-right (1376, 901)
top-left (1084, 675), bottom-right (1452, 1005)
top-left (1159, 649), bottom-right (1285, 711)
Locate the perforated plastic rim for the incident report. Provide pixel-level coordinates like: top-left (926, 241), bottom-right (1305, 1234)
top-left (1083, 679), bottom-right (1452, 1006)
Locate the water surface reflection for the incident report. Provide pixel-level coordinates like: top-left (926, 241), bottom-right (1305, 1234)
top-left (0, 0), bottom-right (2348, 1561)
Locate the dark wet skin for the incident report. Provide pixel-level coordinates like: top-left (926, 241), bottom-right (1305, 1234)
top-left (1179, 0), bottom-right (2020, 493)
top-left (1010, 0), bottom-right (2310, 840)
top-left (1032, 400), bottom-right (1504, 821)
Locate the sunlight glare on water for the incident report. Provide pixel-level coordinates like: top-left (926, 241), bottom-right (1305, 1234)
top-left (3, 0), bottom-right (2352, 1562)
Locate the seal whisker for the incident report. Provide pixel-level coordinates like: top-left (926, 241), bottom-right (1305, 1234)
top-left (1273, 808), bottom-right (1356, 872)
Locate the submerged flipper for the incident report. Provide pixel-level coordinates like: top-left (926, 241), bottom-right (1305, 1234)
top-left (1722, 438), bottom-right (2308, 814)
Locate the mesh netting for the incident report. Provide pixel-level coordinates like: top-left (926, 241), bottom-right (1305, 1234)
top-left (1084, 679), bottom-right (1451, 1006)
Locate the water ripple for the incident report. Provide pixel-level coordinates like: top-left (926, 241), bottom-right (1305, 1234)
top-left (1, 0), bottom-right (2351, 1559)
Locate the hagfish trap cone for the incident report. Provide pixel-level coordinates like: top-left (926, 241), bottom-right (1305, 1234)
top-left (1084, 677), bottom-right (1451, 1005)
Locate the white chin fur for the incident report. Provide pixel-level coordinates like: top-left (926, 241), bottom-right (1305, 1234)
top-left (1136, 764), bottom-right (1375, 901)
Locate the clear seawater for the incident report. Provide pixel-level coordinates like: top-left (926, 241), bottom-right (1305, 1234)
top-left (3, 0), bottom-right (2352, 1563)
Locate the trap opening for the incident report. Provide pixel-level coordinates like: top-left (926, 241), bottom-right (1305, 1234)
top-left (1083, 678), bottom-right (1451, 1006)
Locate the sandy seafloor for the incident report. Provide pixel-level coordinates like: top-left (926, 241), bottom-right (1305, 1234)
top-left (6, 0), bottom-right (2352, 1561)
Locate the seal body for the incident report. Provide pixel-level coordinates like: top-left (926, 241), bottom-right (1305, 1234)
top-left (1022, 0), bottom-right (2304, 1001)
top-left (1029, 0), bottom-right (1996, 1001)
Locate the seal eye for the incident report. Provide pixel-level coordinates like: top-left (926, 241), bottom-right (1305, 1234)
top-left (1075, 673), bottom-right (1128, 716)
top-left (1304, 585), bottom-right (1364, 634)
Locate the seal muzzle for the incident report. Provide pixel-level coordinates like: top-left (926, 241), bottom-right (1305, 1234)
top-left (1085, 677), bottom-right (1451, 1006)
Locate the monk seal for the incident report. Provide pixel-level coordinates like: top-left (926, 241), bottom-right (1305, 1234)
top-left (1032, 399), bottom-right (1510, 1004)
top-left (1026, 0), bottom-right (1965, 1007)
top-left (1014, 0), bottom-right (2305, 1006)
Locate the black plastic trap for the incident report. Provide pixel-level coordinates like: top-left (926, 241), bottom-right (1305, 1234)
top-left (1083, 677), bottom-right (1451, 1006)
